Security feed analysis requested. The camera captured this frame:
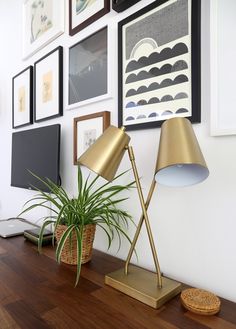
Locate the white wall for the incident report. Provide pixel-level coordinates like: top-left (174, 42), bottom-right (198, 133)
top-left (0, 0), bottom-right (236, 303)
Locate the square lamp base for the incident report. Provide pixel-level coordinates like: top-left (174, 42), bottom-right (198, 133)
top-left (105, 265), bottom-right (182, 309)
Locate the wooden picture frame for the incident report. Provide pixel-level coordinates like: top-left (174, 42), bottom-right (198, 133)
top-left (34, 46), bottom-right (63, 123)
top-left (23, 0), bottom-right (64, 59)
top-left (67, 26), bottom-right (111, 110)
top-left (118, 0), bottom-right (201, 131)
top-left (73, 111), bottom-right (110, 165)
top-left (12, 66), bottom-right (33, 129)
top-left (69, 0), bottom-right (110, 36)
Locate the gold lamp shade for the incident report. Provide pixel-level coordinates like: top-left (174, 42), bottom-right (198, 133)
top-left (78, 125), bottom-right (130, 181)
top-left (155, 117), bottom-right (209, 187)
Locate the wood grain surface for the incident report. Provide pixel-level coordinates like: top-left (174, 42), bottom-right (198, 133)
top-left (0, 236), bottom-right (235, 329)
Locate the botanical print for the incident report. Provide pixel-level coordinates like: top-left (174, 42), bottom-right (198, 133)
top-left (83, 129), bottom-right (97, 150)
top-left (12, 66), bottom-right (33, 128)
top-left (122, 0), bottom-right (191, 126)
top-left (34, 47), bottom-right (63, 122)
top-left (42, 71), bottom-right (53, 103)
top-left (18, 87), bottom-right (26, 113)
top-left (76, 0), bottom-right (96, 15)
top-left (30, 0), bottom-right (53, 44)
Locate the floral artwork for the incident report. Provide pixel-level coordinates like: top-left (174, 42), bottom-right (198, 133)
top-left (34, 46), bottom-right (63, 122)
top-left (18, 87), bottom-right (26, 113)
top-left (73, 111), bottom-right (110, 165)
top-left (76, 0), bottom-right (96, 15)
top-left (12, 66), bottom-right (33, 128)
top-left (83, 129), bottom-right (97, 150)
top-left (23, 0), bottom-right (64, 59)
top-left (42, 71), bottom-right (53, 103)
top-left (69, 0), bottom-right (109, 36)
top-left (30, 0), bottom-right (53, 44)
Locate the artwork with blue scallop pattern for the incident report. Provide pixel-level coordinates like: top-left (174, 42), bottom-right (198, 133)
top-left (118, 0), bottom-right (201, 130)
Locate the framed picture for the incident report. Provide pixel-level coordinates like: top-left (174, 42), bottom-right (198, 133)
top-left (118, 0), bottom-right (201, 131)
top-left (210, 0), bottom-right (236, 136)
top-left (73, 111), bottom-right (110, 165)
top-left (23, 0), bottom-right (64, 59)
top-left (67, 26), bottom-right (111, 110)
top-left (69, 0), bottom-right (110, 36)
top-left (34, 46), bottom-right (63, 123)
top-left (112, 0), bottom-right (141, 13)
top-left (12, 66), bottom-right (33, 129)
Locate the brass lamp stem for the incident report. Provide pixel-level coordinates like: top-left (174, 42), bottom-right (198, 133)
top-left (125, 149), bottom-right (160, 275)
top-left (126, 146), bottom-right (162, 288)
top-left (125, 178), bottom-right (156, 269)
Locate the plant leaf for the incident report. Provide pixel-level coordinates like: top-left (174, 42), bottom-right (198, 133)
top-left (74, 226), bottom-right (83, 286)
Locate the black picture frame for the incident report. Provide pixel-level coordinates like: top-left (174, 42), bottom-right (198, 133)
top-left (12, 66), bottom-right (33, 129)
top-left (69, 0), bottom-right (110, 36)
top-left (34, 46), bottom-right (63, 123)
top-left (118, 0), bottom-right (201, 131)
top-left (112, 0), bottom-right (141, 13)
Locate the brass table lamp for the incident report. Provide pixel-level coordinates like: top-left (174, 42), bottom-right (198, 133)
top-left (78, 117), bottom-right (209, 308)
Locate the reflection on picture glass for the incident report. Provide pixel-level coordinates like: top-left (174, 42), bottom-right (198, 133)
top-left (69, 27), bottom-right (107, 104)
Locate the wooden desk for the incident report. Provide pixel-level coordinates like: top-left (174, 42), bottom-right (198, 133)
top-left (0, 236), bottom-right (235, 329)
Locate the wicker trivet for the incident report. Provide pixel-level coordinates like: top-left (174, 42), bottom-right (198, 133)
top-left (180, 288), bottom-right (221, 315)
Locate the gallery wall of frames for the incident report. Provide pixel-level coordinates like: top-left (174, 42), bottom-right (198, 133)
top-left (5, 0), bottom-right (236, 304)
top-left (12, 0), bottom-right (201, 164)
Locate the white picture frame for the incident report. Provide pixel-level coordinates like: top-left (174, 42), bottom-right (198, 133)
top-left (22, 0), bottom-right (64, 60)
top-left (210, 0), bottom-right (236, 136)
top-left (66, 25), bottom-right (113, 111)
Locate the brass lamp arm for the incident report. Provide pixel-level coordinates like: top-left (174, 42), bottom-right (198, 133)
top-left (125, 178), bottom-right (156, 271)
top-left (126, 146), bottom-right (162, 288)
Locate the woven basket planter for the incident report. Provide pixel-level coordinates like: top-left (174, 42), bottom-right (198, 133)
top-left (55, 224), bottom-right (96, 265)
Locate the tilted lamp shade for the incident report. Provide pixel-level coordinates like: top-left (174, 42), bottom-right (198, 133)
top-left (155, 117), bottom-right (209, 187)
top-left (78, 125), bottom-right (130, 181)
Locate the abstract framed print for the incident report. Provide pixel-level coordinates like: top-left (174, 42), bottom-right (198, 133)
top-left (69, 0), bottom-right (110, 36)
top-left (34, 46), bottom-right (63, 122)
top-left (12, 66), bottom-right (33, 129)
top-left (23, 0), bottom-right (64, 59)
top-left (73, 111), bottom-right (110, 165)
top-left (67, 26), bottom-right (111, 110)
top-left (118, 0), bottom-right (201, 131)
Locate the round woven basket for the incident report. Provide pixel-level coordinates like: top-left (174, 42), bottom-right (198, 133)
top-left (180, 288), bottom-right (221, 315)
top-left (55, 224), bottom-right (96, 265)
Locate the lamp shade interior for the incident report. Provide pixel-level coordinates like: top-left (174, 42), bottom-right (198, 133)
top-left (155, 163), bottom-right (209, 187)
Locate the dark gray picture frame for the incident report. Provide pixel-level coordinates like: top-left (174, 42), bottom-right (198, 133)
top-left (118, 0), bottom-right (201, 131)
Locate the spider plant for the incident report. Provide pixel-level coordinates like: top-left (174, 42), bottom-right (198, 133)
top-left (19, 166), bottom-right (135, 286)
